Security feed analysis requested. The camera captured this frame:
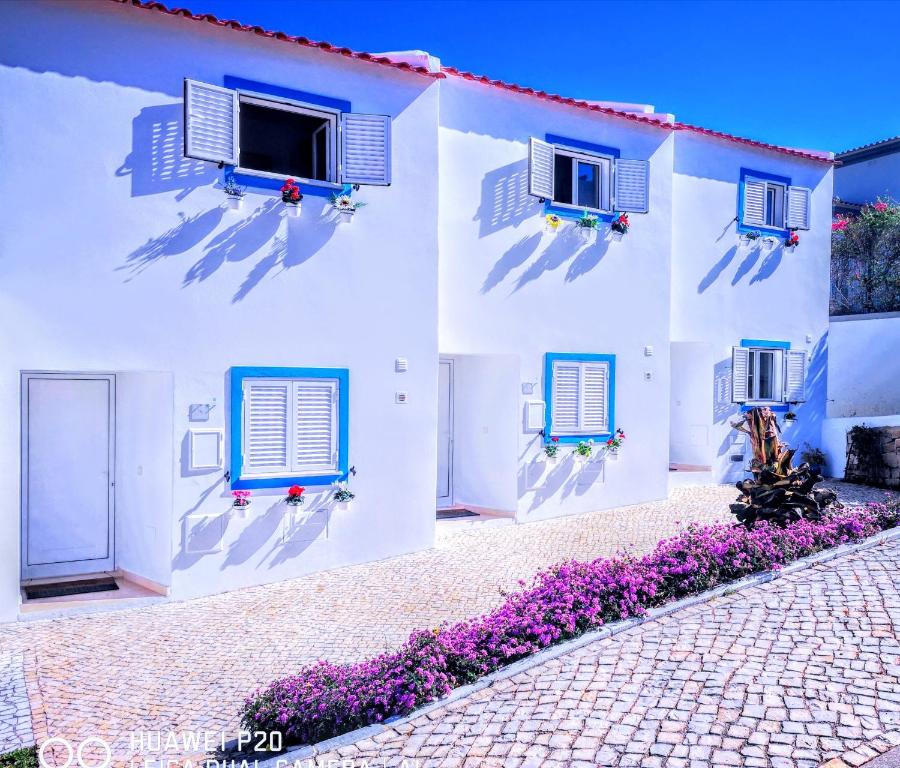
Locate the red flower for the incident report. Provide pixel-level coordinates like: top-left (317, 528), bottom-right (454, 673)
top-left (291, 189), bottom-right (300, 200)
top-left (288, 485), bottom-right (305, 498)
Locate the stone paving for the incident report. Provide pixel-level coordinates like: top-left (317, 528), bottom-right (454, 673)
top-left (0, 481), bottom-right (894, 764)
top-left (0, 653), bottom-right (33, 755)
top-left (320, 535), bottom-right (900, 768)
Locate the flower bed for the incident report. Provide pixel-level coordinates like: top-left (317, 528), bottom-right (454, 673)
top-left (241, 502), bottom-right (899, 746)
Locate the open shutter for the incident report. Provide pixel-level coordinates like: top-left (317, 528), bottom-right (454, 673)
top-left (785, 186), bottom-right (811, 231)
top-left (528, 137), bottom-right (554, 200)
top-left (340, 113), bottom-right (391, 186)
top-left (783, 350), bottom-right (808, 402)
top-left (742, 179), bottom-right (767, 227)
top-left (614, 159), bottom-right (649, 213)
top-left (551, 362), bottom-right (580, 433)
top-left (582, 363), bottom-right (610, 433)
top-left (243, 380), bottom-right (290, 476)
top-left (184, 79), bottom-right (238, 165)
top-left (732, 347), bottom-right (750, 403)
top-left (293, 379), bottom-right (339, 473)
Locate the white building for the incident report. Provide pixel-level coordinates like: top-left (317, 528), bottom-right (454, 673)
top-left (834, 136), bottom-right (900, 211)
top-left (0, 0), bottom-right (834, 622)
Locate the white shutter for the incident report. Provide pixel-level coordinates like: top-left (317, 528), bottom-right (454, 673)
top-left (732, 347), bottom-right (750, 403)
top-left (742, 179), bottom-right (767, 227)
top-left (184, 79), bottom-right (238, 165)
top-left (293, 379), bottom-right (339, 473)
top-left (243, 380), bottom-right (290, 476)
top-left (340, 113), bottom-right (391, 186)
top-left (783, 350), bottom-right (808, 402)
top-left (551, 363), bottom-right (580, 433)
top-left (785, 186), bottom-right (811, 231)
top-left (614, 159), bottom-right (649, 213)
top-left (582, 363), bottom-right (610, 433)
top-left (528, 137), bottom-right (554, 200)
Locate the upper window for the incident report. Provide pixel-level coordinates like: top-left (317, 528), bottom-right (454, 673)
top-left (184, 79), bottom-right (392, 187)
top-left (238, 95), bottom-right (337, 182)
top-left (732, 344), bottom-right (807, 405)
top-left (230, 367), bottom-right (349, 489)
top-left (545, 354), bottom-right (615, 441)
top-left (528, 137), bottom-right (649, 215)
top-left (552, 147), bottom-right (612, 213)
top-left (740, 169), bottom-right (812, 233)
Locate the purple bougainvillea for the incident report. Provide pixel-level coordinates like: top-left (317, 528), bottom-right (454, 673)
top-left (241, 502), bottom-right (899, 746)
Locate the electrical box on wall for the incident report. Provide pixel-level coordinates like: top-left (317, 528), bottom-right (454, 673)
top-left (188, 428), bottom-right (223, 471)
top-left (395, 358), bottom-right (409, 373)
top-left (524, 400), bottom-right (546, 432)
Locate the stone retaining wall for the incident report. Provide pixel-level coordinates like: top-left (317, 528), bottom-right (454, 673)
top-left (846, 426), bottom-right (900, 488)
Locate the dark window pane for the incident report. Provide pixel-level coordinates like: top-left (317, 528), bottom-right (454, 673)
top-left (758, 351), bottom-right (775, 400)
top-left (576, 161), bottom-right (599, 209)
top-left (239, 102), bottom-right (331, 181)
top-left (554, 154), bottom-right (573, 204)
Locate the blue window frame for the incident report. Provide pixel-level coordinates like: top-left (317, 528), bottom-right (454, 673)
top-left (543, 353), bottom-right (616, 443)
top-left (545, 134), bottom-right (620, 222)
top-left (738, 338), bottom-right (790, 412)
top-left (230, 366), bottom-right (349, 489)
top-left (738, 167), bottom-right (791, 237)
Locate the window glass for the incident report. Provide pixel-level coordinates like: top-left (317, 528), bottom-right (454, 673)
top-left (576, 161), bottom-right (600, 209)
top-left (757, 351), bottom-right (775, 401)
top-left (553, 154), bottom-right (573, 205)
top-left (765, 184), bottom-right (785, 228)
top-left (239, 100), bottom-right (333, 181)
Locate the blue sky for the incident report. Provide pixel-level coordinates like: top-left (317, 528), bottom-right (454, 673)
top-left (197, 0), bottom-right (898, 153)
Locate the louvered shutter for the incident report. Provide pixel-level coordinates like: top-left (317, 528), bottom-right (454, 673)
top-left (551, 363), bottom-right (580, 433)
top-left (293, 379), bottom-right (339, 473)
top-left (242, 380), bottom-right (290, 476)
top-left (184, 79), bottom-right (239, 165)
top-left (742, 179), bottom-right (767, 227)
top-left (582, 363), bottom-right (610, 433)
top-left (785, 186), bottom-right (811, 231)
top-left (732, 347), bottom-right (750, 403)
top-left (783, 350), bottom-right (808, 402)
top-left (340, 113), bottom-right (391, 186)
top-left (614, 159), bottom-right (649, 213)
top-left (528, 137), bottom-right (554, 200)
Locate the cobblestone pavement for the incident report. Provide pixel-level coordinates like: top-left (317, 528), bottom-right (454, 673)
top-left (0, 482), bottom-right (894, 763)
top-left (0, 653), bottom-right (33, 755)
top-left (321, 535), bottom-right (900, 768)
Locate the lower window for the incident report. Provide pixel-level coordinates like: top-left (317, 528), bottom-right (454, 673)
top-left (545, 353), bottom-right (615, 441)
top-left (231, 367), bottom-right (348, 488)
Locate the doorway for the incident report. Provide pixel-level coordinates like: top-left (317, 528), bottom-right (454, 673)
top-left (436, 358), bottom-right (454, 507)
top-left (21, 373), bottom-right (116, 580)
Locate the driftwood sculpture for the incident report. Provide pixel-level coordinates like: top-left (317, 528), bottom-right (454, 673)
top-left (729, 407), bottom-right (838, 528)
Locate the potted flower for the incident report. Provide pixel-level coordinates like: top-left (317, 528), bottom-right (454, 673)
top-left (223, 175), bottom-right (245, 211)
top-left (543, 436), bottom-right (561, 465)
top-left (785, 230), bottom-right (800, 249)
top-left (285, 485), bottom-right (305, 506)
top-left (741, 229), bottom-right (762, 244)
top-left (545, 214), bottom-right (561, 233)
top-left (331, 193), bottom-right (366, 223)
top-left (280, 179), bottom-right (303, 217)
top-left (800, 444), bottom-right (827, 475)
top-left (606, 428), bottom-right (626, 458)
top-left (784, 411), bottom-right (797, 423)
top-left (610, 212), bottom-right (630, 237)
top-left (573, 439), bottom-right (594, 463)
top-left (333, 481), bottom-right (356, 511)
top-left (231, 490), bottom-right (251, 517)
top-left (575, 211), bottom-right (599, 242)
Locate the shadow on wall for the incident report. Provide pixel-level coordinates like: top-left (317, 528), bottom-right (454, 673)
top-left (120, 208), bottom-right (225, 278)
top-left (473, 159), bottom-right (535, 237)
top-left (783, 333), bottom-right (828, 459)
top-left (519, 454), bottom-right (606, 513)
top-left (481, 232), bottom-right (541, 293)
top-left (713, 356), bottom-right (735, 424)
top-left (698, 240), bottom-right (788, 293)
top-left (116, 104), bottom-right (216, 199)
top-left (513, 229), bottom-right (611, 292)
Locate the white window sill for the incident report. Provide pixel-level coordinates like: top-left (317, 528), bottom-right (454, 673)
top-left (234, 167), bottom-right (343, 190)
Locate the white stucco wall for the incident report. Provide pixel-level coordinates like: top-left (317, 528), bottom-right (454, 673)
top-left (0, 0), bottom-right (440, 619)
top-left (671, 132), bottom-right (833, 483)
top-left (828, 314), bottom-right (900, 418)
top-left (438, 79), bottom-right (675, 521)
top-left (835, 152), bottom-right (900, 204)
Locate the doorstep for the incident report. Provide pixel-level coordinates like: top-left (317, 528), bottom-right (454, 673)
top-left (668, 463), bottom-right (714, 491)
top-left (435, 506), bottom-right (515, 530)
top-left (19, 571), bottom-right (168, 621)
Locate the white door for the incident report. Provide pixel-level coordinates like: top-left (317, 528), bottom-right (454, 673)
top-left (436, 359), bottom-right (454, 507)
top-left (22, 374), bottom-right (115, 580)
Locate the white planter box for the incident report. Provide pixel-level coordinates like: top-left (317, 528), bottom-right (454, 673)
top-left (338, 210), bottom-right (354, 223)
top-left (335, 500), bottom-right (352, 511)
top-left (284, 202), bottom-right (302, 218)
top-left (226, 195), bottom-right (244, 211)
top-left (232, 503), bottom-right (250, 519)
top-left (578, 227), bottom-right (597, 243)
